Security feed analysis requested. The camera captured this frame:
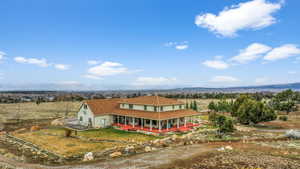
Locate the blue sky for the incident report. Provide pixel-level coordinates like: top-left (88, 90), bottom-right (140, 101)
top-left (0, 0), bottom-right (300, 90)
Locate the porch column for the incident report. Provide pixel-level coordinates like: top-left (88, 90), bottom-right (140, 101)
top-left (141, 118), bottom-right (143, 129)
top-left (133, 117), bottom-right (135, 128)
top-left (125, 116), bottom-right (127, 125)
top-left (177, 118), bottom-right (179, 128)
top-left (150, 120), bottom-right (152, 131)
top-left (192, 116), bottom-right (195, 125)
top-left (158, 120), bottom-right (161, 132)
top-left (167, 120), bottom-right (169, 131)
top-left (184, 117), bottom-right (187, 127)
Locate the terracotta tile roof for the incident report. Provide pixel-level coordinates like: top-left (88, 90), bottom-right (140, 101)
top-left (84, 98), bottom-right (121, 116)
top-left (118, 96), bottom-right (184, 106)
top-left (111, 109), bottom-right (200, 120)
top-left (84, 96), bottom-right (199, 120)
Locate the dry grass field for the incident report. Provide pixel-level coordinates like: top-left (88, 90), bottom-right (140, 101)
top-left (0, 101), bottom-right (82, 121)
top-left (178, 98), bottom-right (226, 110)
top-left (13, 128), bottom-right (158, 156)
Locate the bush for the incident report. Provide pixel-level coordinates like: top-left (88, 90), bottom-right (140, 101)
top-left (209, 113), bottom-right (234, 133)
top-left (279, 115), bottom-right (288, 121)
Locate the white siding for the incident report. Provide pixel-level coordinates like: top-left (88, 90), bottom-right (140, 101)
top-left (94, 115), bottom-right (113, 128)
top-left (77, 103), bottom-right (94, 126)
top-left (120, 103), bottom-right (185, 112)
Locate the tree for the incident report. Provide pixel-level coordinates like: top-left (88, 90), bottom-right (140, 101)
top-left (209, 113), bottom-right (234, 133)
top-left (193, 100), bottom-right (198, 111)
top-left (271, 89), bottom-right (298, 115)
top-left (235, 98), bottom-right (276, 125)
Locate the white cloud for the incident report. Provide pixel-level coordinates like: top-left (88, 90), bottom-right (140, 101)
top-left (87, 61), bottom-right (129, 77)
top-left (210, 76), bottom-right (239, 83)
top-left (255, 77), bottom-right (269, 84)
top-left (230, 43), bottom-right (272, 63)
top-left (175, 45), bottom-right (189, 50)
top-left (0, 51), bottom-right (6, 60)
top-left (264, 44), bottom-right (300, 61)
top-left (87, 60), bottom-right (101, 65)
top-left (54, 64), bottom-right (70, 70)
top-left (133, 77), bottom-right (177, 86)
top-left (165, 41), bottom-right (189, 50)
top-left (14, 57), bottom-right (49, 67)
top-left (202, 60), bottom-right (229, 69)
top-left (83, 74), bottom-right (103, 80)
top-left (195, 0), bottom-right (282, 37)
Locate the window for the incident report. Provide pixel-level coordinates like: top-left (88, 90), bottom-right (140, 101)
top-left (144, 105), bottom-right (147, 111)
top-left (84, 104), bottom-right (88, 109)
top-left (79, 116), bottom-right (83, 121)
top-left (172, 105), bottom-right (175, 110)
top-left (160, 106), bottom-right (164, 111)
top-left (154, 106), bottom-right (157, 112)
top-left (179, 105), bottom-right (182, 109)
top-left (129, 104), bottom-right (133, 109)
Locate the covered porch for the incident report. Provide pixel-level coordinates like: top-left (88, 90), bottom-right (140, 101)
top-left (112, 115), bottom-right (200, 133)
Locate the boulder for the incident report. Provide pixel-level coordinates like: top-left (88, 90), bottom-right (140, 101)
top-left (30, 126), bottom-right (41, 132)
top-left (83, 152), bottom-right (94, 161)
top-left (225, 146), bottom-right (233, 150)
top-left (110, 151), bottom-right (122, 158)
top-left (51, 118), bottom-right (65, 126)
top-left (144, 146), bottom-right (152, 152)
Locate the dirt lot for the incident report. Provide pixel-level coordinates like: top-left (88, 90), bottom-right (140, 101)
top-left (156, 142), bottom-right (300, 169)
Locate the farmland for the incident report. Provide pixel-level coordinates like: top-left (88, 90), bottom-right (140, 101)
top-left (0, 101), bottom-right (82, 121)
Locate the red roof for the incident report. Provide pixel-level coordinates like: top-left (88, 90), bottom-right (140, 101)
top-left (84, 96), bottom-right (199, 120)
top-left (118, 96), bottom-right (184, 106)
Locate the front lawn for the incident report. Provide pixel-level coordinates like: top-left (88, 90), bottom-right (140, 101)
top-left (13, 127), bottom-right (158, 156)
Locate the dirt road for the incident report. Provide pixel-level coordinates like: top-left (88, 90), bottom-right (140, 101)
top-left (0, 144), bottom-right (217, 169)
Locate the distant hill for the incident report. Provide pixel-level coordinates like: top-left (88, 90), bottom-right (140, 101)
top-left (173, 82), bottom-right (300, 93)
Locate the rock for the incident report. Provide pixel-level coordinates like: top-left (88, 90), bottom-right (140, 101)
top-left (109, 151), bottom-right (122, 158)
top-left (144, 146), bottom-right (152, 152)
top-left (83, 152), bottom-right (94, 161)
top-left (151, 147), bottom-right (157, 151)
top-left (171, 134), bottom-right (178, 141)
top-left (0, 131), bottom-right (7, 135)
top-left (14, 128), bottom-right (27, 133)
top-left (30, 126), bottom-right (41, 132)
top-left (217, 147), bottom-right (225, 151)
top-left (51, 118), bottom-right (65, 126)
top-left (225, 146), bottom-right (233, 150)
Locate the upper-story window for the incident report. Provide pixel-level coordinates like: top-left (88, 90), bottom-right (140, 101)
top-left (84, 104), bottom-right (88, 109)
top-left (129, 104), bottom-right (133, 109)
top-left (160, 106), bottom-right (164, 111)
top-left (172, 105), bottom-right (175, 110)
top-left (154, 106), bottom-right (157, 112)
top-left (179, 105), bottom-right (182, 109)
top-left (144, 105), bottom-right (147, 111)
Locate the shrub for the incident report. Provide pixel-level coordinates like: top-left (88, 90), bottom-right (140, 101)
top-left (279, 115), bottom-right (288, 121)
top-left (209, 113), bottom-right (234, 133)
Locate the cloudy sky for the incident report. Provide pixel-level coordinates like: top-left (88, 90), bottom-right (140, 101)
top-left (0, 0), bottom-right (300, 90)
